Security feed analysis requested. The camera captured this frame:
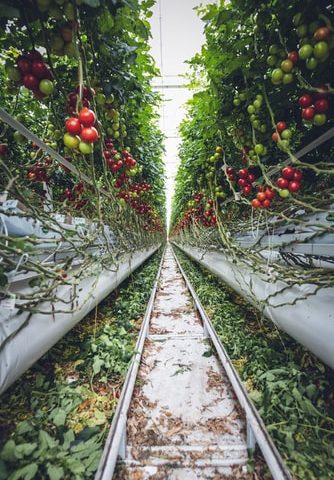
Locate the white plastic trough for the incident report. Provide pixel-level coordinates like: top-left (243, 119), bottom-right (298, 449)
top-left (174, 243), bottom-right (334, 370)
top-left (0, 246), bottom-right (159, 395)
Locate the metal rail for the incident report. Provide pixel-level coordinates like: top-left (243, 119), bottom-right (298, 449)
top-left (171, 245), bottom-right (292, 480)
top-left (94, 247), bottom-right (166, 480)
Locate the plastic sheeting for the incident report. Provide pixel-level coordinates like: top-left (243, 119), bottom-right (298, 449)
top-left (0, 246), bottom-right (158, 395)
top-left (175, 243), bottom-right (334, 369)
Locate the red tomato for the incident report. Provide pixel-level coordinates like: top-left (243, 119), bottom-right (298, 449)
top-left (243, 184), bottom-right (252, 196)
top-left (226, 166), bottom-right (234, 175)
top-left (251, 198), bottom-right (261, 208)
top-left (276, 121), bottom-right (287, 132)
top-left (78, 107), bottom-right (96, 127)
top-left (293, 170), bottom-right (303, 181)
top-left (314, 98), bottom-right (329, 113)
top-left (0, 143), bottom-right (8, 156)
top-left (31, 61), bottom-right (48, 79)
top-left (80, 126), bottom-right (98, 143)
top-left (256, 192), bottom-right (267, 202)
top-left (288, 181), bottom-right (301, 192)
top-left (302, 106), bottom-right (315, 120)
top-left (282, 166), bottom-right (295, 180)
top-left (23, 74), bottom-right (39, 90)
top-left (238, 178), bottom-right (247, 188)
top-left (298, 95), bottom-right (313, 108)
top-left (248, 173), bottom-right (256, 183)
top-left (265, 188), bottom-right (276, 200)
top-left (277, 177), bottom-right (289, 189)
top-left (17, 57), bottom-right (31, 73)
top-left (272, 132), bottom-right (279, 142)
top-left (287, 51), bottom-right (299, 64)
top-left (262, 199), bottom-right (271, 208)
top-left (65, 117), bottom-right (82, 135)
top-left (238, 168), bottom-right (249, 178)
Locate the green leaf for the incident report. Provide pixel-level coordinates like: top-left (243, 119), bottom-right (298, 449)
top-left (15, 443), bottom-right (37, 458)
top-left (38, 430), bottom-right (58, 450)
top-left (46, 464), bottom-right (64, 480)
top-left (0, 440), bottom-right (16, 462)
top-left (52, 409), bottom-right (67, 427)
top-left (8, 463), bottom-right (38, 480)
top-left (93, 357), bottom-right (104, 374)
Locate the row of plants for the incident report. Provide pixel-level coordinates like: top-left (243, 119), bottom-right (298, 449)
top-left (0, 248), bottom-right (161, 479)
top-left (0, 0), bottom-right (165, 316)
top-left (170, 0), bottom-right (334, 289)
top-left (175, 247), bottom-right (334, 480)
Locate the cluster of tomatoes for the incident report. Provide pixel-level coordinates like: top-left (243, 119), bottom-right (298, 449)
top-left (66, 85), bottom-right (93, 116)
top-left (27, 157), bottom-right (53, 183)
top-left (251, 187), bottom-right (276, 209)
top-left (64, 107), bottom-right (98, 155)
top-left (236, 168), bottom-right (257, 196)
top-left (63, 182), bottom-right (87, 210)
top-left (271, 121), bottom-right (292, 150)
top-left (12, 50), bottom-right (54, 99)
top-left (276, 165), bottom-right (303, 196)
top-left (298, 87), bottom-right (329, 126)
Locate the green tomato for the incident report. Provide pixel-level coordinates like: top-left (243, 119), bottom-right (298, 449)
top-left (254, 144), bottom-right (264, 155)
top-left (269, 44), bottom-right (280, 55)
top-left (250, 114), bottom-right (257, 122)
top-left (13, 131), bottom-right (25, 144)
top-left (39, 79), bottom-right (54, 95)
top-left (271, 68), bottom-right (284, 83)
top-left (96, 93), bottom-right (106, 106)
top-left (63, 132), bottom-right (79, 149)
top-left (233, 98), bottom-right (241, 106)
top-left (281, 59), bottom-right (294, 73)
top-left (298, 44), bottom-right (313, 59)
top-left (283, 73), bottom-right (294, 84)
top-left (278, 139), bottom-right (290, 151)
top-left (292, 12), bottom-right (303, 26)
top-left (253, 99), bottom-right (262, 110)
top-left (6, 66), bottom-right (21, 82)
top-left (252, 120), bottom-right (260, 129)
top-left (239, 92), bottom-right (246, 101)
top-left (313, 113), bottom-right (327, 126)
top-left (247, 105), bottom-right (255, 114)
top-left (266, 55), bottom-right (277, 66)
top-left (260, 124), bottom-right (267, 133)
top-left (113, 131), bottom-right (120, 139)
top-left (279, 189), bottom-right (290, 198)
top-left (296, 24), bottom-right (308, 37)
top-left (313, 41), bottom-right (329, 59)
top-left (79, 141), bottom-right (94, 154)
top-left (281, 129), bottom-right (292, 140)
top-left (305, 57), bottom-right (318, 70)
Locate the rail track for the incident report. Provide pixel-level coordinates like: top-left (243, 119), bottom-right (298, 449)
top-left (95, 244), bottom-right (292, 480)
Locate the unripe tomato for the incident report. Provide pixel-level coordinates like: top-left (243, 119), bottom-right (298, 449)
top-left (313, 41), bottom-right (329, 59)
top-left (279, 189), bottom-right (290, 198)
top-left (39, 79), bottom-right (54, 95)
top-left (281, 59), bottom-right (294, 73)
top-left (65, 117), bottom-right (82, 135)
top-left (63, 132), bottom-right (80, 149)
top-left (78, 107), bottom-right (96, 127)
top-left (79, 141), bottom-right (94, 154)
top-left (298, 95), bottom-right (313, 108)
top-left (313, 113), bottom-right (327, 126)
top-left (80, 126), bottom-right (99, 143)
top-left (298, 44), bottom-right (313, 59)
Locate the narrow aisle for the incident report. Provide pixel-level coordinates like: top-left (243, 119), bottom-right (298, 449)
top-left (114, 246), bottom-right (250, 479)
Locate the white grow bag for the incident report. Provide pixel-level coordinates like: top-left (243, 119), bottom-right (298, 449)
top-left (0, 246), bottom-right (158, 395)
top-left (175, 243), bottom-right (334, 369)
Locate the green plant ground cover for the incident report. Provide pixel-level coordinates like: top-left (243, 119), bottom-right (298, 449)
top-left (0, 249), bottom-right (162, 480)
top-left (174, 247), bottom-right (334, 480)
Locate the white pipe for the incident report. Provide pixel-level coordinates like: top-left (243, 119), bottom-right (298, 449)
top-left (175, 243), bottom-right (334, 369)
top-left (0, 246), bottom-right (158, 395)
